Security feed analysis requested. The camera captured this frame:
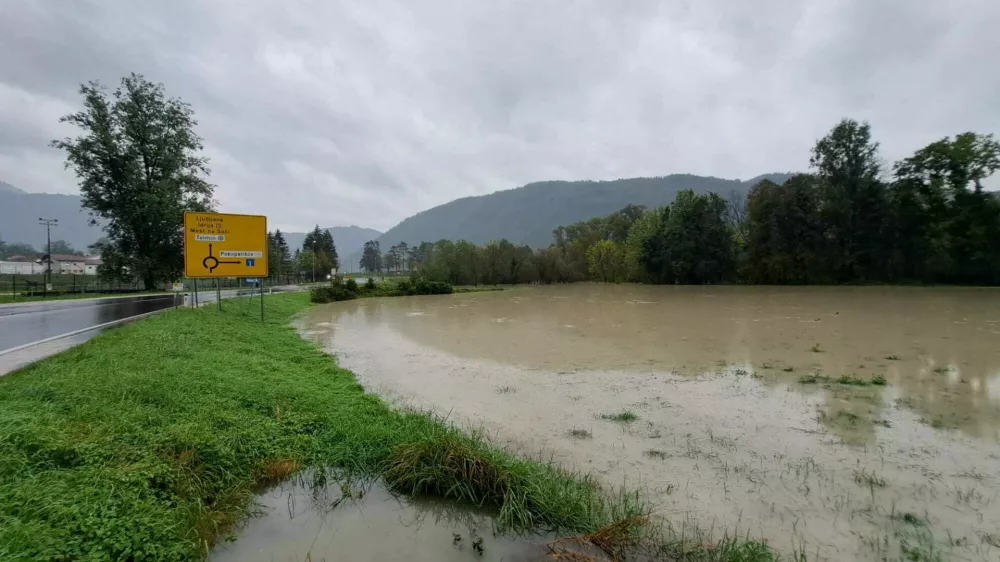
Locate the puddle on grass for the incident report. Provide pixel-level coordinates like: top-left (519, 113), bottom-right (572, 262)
top-left (212, 472), bottom-right (555, 562)
top-left (299, 285), bottom-right (1000, 561)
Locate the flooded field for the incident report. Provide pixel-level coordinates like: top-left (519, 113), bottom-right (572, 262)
top-left (212, 472), bottom-right (555, 562)
top-left (298, 285), bottom-right (1000, 561)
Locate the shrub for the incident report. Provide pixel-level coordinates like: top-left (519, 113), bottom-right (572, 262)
top-left (310, 284), bottom-right (357, 303)
top-left (344, 278), bottom-right (358, 292)
top-left (410, 278), bottom-right (453, 295)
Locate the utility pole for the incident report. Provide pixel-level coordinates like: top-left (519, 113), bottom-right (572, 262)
top-left (39, 218), bottom-right (58, 298)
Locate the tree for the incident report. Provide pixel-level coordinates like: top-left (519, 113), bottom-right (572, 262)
top-left (534, 247), bottom-right (572, 284)
top-left (87, 237), bottom-right (111, 256)
top-left (51, 73), bottom-right (214, 289)
top-left (302, 226), bottom-right (338, 279)
top-left (406, 245), bottom-right (421, 271)
top-left (2, 241), bottom-right (36, 257)
top-left (267, 231), bottom-right (292, 283)
top-left (810, 119), bottom-right (888, 282)
top-left (744, 176), bottom-right (828, 284)
top-left (623, 209), bottom-right (661, 282)
top-left (892, 133), bottom-right (1000, 283)
top-left (47, 240), bottom-right (76, 255)
top-left (273, 230), bottom-right (291, 283)
top-left (359, 240), bottom-right (382, 274)
top-left (724, 190), bottom-right (749, 246)
top-left (386, 244), bottom-right (401, 274)
top-left (483, 239), bottom-right (514, 285)
top-left (297, 248), bottom-right (317, 281)
top-left (587, 240), bottom-right (624, 282)
top-left (647, 191), bottom-right (734, 284)
top-left (455, 240), bottom-right (482, 285)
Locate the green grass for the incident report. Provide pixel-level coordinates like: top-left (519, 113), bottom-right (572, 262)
top-left (0, 292), bottom-right (774, 561)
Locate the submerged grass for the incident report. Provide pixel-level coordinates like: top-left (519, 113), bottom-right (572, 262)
top-left (0, 292), bottom-right (774, 561)
top-left (600, 411), bottom-right (639, 423)
top-left (837, 374), bottom-right (887, 386)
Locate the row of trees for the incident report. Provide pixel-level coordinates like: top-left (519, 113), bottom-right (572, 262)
top-left (0, 239), bottom-right (79, 259)
top-left (267, 226), bottom-right (341, 284)
top-left (546, 120), bottom-right (1000, 285)
top-left (359, 119), bottom-right (1000, 287)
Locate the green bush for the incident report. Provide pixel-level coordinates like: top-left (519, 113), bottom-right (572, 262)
top-left (392, 278), bottom-right (453, 296)
top-left (311, 277), bottom-right (452, 303)
top-left (309, 284), bottom-right (356, 303)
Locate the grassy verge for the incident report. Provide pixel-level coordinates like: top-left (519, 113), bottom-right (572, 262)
top-left (0, 292), bottom-right (775, 561)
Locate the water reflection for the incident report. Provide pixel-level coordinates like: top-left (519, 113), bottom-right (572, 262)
top-left (302, 285), bottom-right (1000, 441)
top-left (0, 295), bottom-right (179, 351)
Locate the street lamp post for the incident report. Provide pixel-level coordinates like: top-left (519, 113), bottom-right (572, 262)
top-left (39, 218), bottom-right (58, 298)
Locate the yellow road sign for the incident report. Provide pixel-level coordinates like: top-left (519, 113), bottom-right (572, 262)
top-left (184, 212), bottom-right (268, 278)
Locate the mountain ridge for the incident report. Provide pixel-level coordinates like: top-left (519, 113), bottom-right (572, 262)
top-left (0, 182), bottom-right (382, 254)
top-left (342, 172), bottom-right (794, 268)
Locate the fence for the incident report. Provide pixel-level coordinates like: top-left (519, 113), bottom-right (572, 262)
top-left (0, 273), bottom-right (150, 299)
top-left (1, 272), bottom-right (326, 301)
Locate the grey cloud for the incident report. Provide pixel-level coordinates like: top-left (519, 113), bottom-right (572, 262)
top-left (2, 0), bottom-right (998, 231)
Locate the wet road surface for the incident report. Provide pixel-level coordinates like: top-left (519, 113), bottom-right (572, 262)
top-left (0, 287), bottom-right (298, 375)
top-left (0, 295), bottom-right (182, 352)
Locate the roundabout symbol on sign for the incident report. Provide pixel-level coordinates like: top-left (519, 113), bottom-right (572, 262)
top-left (201, 243), bottom-right (241, 273)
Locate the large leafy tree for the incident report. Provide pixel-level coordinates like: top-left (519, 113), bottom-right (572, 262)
top-left (646, 191), bottom-right (734, 284)
top-left (810, 119), bottom-right (888, 282)
top-left (52, 73), bottom-right (214, 289)
top-left (359, 240), bottom-right (382, 274)
top-left (744, 176), bottom-right (828, 284)
top-left (892, 132), bottom-right (1000, 283)
top-left (586, 239), bottom-right (624, 282)
top-left (623, 209), bottom-right (662, 282)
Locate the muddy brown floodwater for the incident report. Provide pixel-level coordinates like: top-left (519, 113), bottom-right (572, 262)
top-left (212, 472), bottom-right (556, 562)
top-left (297, 285), bottom-right (1000, 561)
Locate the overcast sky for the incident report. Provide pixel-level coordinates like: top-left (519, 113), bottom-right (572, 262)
top-left (2, 0), bottom-right (998, 232)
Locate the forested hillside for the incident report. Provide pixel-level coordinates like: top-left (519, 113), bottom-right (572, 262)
top-left (360, 119), bottom-right (1000, 286)
top-left (368, 173), bottom-right (792, 252)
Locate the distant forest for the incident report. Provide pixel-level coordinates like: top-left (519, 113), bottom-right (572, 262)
top-left (346, 119), bottom-right (1000, 287)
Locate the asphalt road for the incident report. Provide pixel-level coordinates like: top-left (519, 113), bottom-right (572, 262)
top-left (0, 294), bottom-right (182, 353)
top-left (0, 286), bottom-right (292, 374)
